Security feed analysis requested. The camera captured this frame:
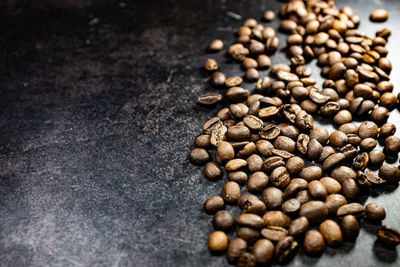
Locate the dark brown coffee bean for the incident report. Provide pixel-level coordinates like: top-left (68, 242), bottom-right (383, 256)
top-left (242, 115), bottom-right (263, 131)
top-left (237, 213), bottom-right (264, 229)
top-left (261, 226), bottom-right (288, 242)
top-left (288, 216), bottom-right (309, 240)
top-left (270, 166), bottom-right (291, 188)
top-left (282, 198), bottom-right (301, 214)
top-left (309, 127), bottom-right (329, 145)
top-left (256, 140), bottom-right (274, 156)
top-left (227, 125), bottom-right (251, 141)
top-left (258, 107), bottom-right (279, 121)
top-left (263, 211), bottom-right (291, 228)
top-left (210, 72), bottom-right (226, 87)
top-left (379, 123), bottom-right (396, 139)
top-left (245, 68), bottom-right (260, 81)
top-left (379, 164), bottom-right (400, 182)
top-left (275, 236), bottom-right (299, 264)
top-left (229, 43), bottom-right (249, 61)
top-left (237, 227), bottom-right (260, 245)
top-left (318, 146), bottom-right (337, 163)
top-left (284, 178), bottom-right (308, 198)
top-left (221, 181), bottom-right (241, 204)
top-left (342, 179), bottom-right (360, 201)
top-left (377, 225), bottom-right (400, 247)
top-left (226, 238), bottom-right (248, 264)
top-left (239, 194), bottom-right (259, 209)
top-left (370, 106), bottom-right (389, 124)
top-left (296, 133), bottom-right (309, 155)
top-left (360, 138), bottom-right (377, 151)
top-left (204, 58), bottom-right (218, 71)
top-left (330, 166), bottom-right (356, 183)
top-left (296, 190), bottom-right (312, 205)
top-left (368, 149), bottom-right (385, 166)
top-left (250, 239), bottom-right (275, 265)
top-left (204, 196), bottom-right (225, 214)
top-left (208, 39), bottom-right (224, 51)
top-left (189, 148), bottom-right (210, 165)
top-left (265, 36), bottom-right (280, 53)
top-left (204, 162), bottom-right (223, 180)
top-left (274, 136), bottom-right (296, 154)
top-left (262, 187), bottom-right (283, 209)
top-left (299, 201), bottom-right (329, 225)
top-left (300, 166), bottom-right (322, 182)
top-left (340, 144), bottom-right (358, 160)
top-left (248, 171), bottom-right (269, 193)
top-left (242, 198), bottom-right (266, 215)
top-left (366, 203), bottom-right (386, 223)
top-left (303, 230), bottom-right (326, 256)
top-left (285, 156), bottom-right (304, 176)
top-left (325, 194), bottom-right (347, 216)
top-left (329, 131), bottom-right (348, 147)
top-left (198, 93), bottom-right (223, 105)
top-left (337, 203), bottom-right (366, 218)
top-left (263, 156), bottom-right (285, 172)
top-left (308, 180), bottom-right (327, 200)
top-left (319, 219), bottom-right (343, 248)
top-left (384, 136), bottom-right (400, 155)
top-left (307, 139), bottom-right (323, 160)
top-left (213, 210), bottom-right (234, 231)
top-left (340, 215), bottom-right (359, 241)
top-left (370, 9), bottom-right (389, 22)
top-left (278, 123), bottom-right (300, 140)
top-left (195, 135), bottom-right (211, 148)
top-left (353, 152), bottom-right (369, 171)
top-left (323, 152), bottom-right (345, 171)
top-left (358, 121), bottom-right (379, 139)
top-left (225, 87), bottom-right (250, 103)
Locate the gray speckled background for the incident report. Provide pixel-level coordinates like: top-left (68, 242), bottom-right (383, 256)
top-left (0, 0), bottom-right (399, 266)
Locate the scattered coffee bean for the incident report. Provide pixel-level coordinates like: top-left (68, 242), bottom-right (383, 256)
top-left (213, 210), bottom-right (234, 231)
top-left (208, 39), bottom-right (224, 51)
top-left (303, 230), bottom-right (326, 256)
top-left (319, 219), bottom-right (343, 247)
top-left (341, 215), bottom-right (360, 241)
top-left (377, 225), bottom-right (400, 247)
top-left (366, 203), bottom-right (386, 223)
top-left (208, 231), bottom-right (229, 252)
top-left (204, 196), bottom-right (225, 214)
top-left (370, 9), bottom-right (389, 22)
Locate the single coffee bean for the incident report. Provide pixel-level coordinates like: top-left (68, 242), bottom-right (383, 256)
top-left (282, 198), bottom-right (301, 214)
top-left (384, 136), bottom-right (400, 155)
top-left (274, 136), bottom-right (296, 153)
top-left (358, 121), bottom-right (378, 139)
top-left (342, 179), bottom-right (360, 201)
top-left (238, 142), bottom-right (257, 157)
top-left (368, 149), bottom-right (385, 166)
top-left (379, 164), bottom-right (400, 182)
top-left (270, 166), bottom-right (291, 188)
top-left (299, 201), bottom-right (329, 225)
top-left (204, 58), bottom-right (218, 71)
top-left (208, 39), bottom-right (224, 51)
top-left (226, 238), bottom-right (248, 264)
top-left (225, 87), bottom-right (250, 103)
top-left (210, 72), bottom-right (226, 87)
top-left (221, 181), bottom-right (241, 204)
top-left (229, 171), bottom-right (248, 184)
top-left (213, 210), bottom-right (234, 231)
top-left (237, 213), bottom-right (264, 228)
top-left (340, 144), bottom-right (358, 159)
top-left (320, 177), bottom-right (341, 194)
top-left (237, 252), bottom-right (257, 267)
top-left (204, 162), bottom-right (223, 180)
top-left (377, 225), bottom-right (400, 247)
top-left (262, 187), bottom-right (284, 209)
top-left (284, 178), bottom-right (308, 198)
top-left (243, 115), bottom-right (263, 131)
top-left (195, 135), bottom-right (211, 148)
top-left (239, 194), bottom-right (259, 209)
top-left (296, 190), bottom-right (312, 205)
top-left (308, 180), bottom-right (328, 200)
top-left (379, 123), bottom-right (396, 139)
top-left (353, 152), bottom-right (369, 171)
top-left (360, 138), bottom-right (377, 151)
top-left (318, 146), bottom-right (337, 163)
top-left (285, 156), bottom-right (304, 176)
top-left (189, 148), bottom-right (210, 165)
top-left (242, 198), bottom-right (267, 215)
top-left (309, 126), bottom-right (329, 145)
top-left (339, 123), bottom-right (359, 135)
top-left (370, 9), bottom-right (389, 22)
top-left (319, 219), bottom-right (343, 247)
top-left (247, 171), bottom-right (269, 193)
top-left (263, 211), bottom-right (291, 228)
top-left (247, 154), bottom-right (263, 172)
top-left (325, 194), bottom-right (348, 215)
top-left (204, 196), bottom-right (225, 214)
top-left (210, 121), bottom-right (228, 147)
top-left (198, 93), bottom-right (222, 105)
top-left (330, 166), bottom-right (357, 183)
top-left (303, 230), bottom-right (326, 256)
top-left (337, 203), bottom-right (366, 218)
top-left (370, 106), bottom-right (389, 124)
top-left (225, 159), bottom-right (247, 172)
top-left (366, 203), bottom-right (386, 223)
top-left (261, 226), bottom-right (288, 242)
top-left (341, 215), bottom-right (360, 241)
top-left (307, 139), bottom-right (323, 160)
top-left (275, 236), bottom-right (299, 264)
top-left (300, 166), bottom-right (322, 181)
top-left (323, 152), bottom-right (345, 171)
top-left (251, 239), bottom-right (274, 265)
top-left (329, 131), bottom-right (348, 147)
top-left (262, 10), bottom-right (275, 22)
top-left (333, 110), bottom-right (353, 125)
top-left (208, 231), bottom-right (228, 252)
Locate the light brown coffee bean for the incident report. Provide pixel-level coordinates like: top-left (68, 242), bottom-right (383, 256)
top-left (308, 180), bottom-right (327, 200)
top-left (319, 219), bottom-right (343, 247)
top-left (337, 203), bottom-right (366, 218)
top-left (252, 239), bottom-right (275, 265)
top-left (237, 213), bottom-right (264, 228)
top-left (204, 196), bottom-right (225, 214)
top-left (320, 177), bottom-right (341, 194)
top-left (303, 230), bottom-right (326, 256)
top-left (208, 231), bottom-right (228, 252)
top-left (370, 9), bottom-right (389, 22)
top-left (299, 201), bottom-right (329, 225)
top-left (263, 211), bottom-right (291, 228)
top-left (221, 181), bottom-right (241, 204)
top-left (300, 166), bottom-right (322, 181)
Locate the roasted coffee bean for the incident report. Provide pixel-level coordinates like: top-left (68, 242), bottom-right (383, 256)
top-left (360, 138), bottom-right (377, 151)
top-left (245, 68), bottom-right (260, 81)
top-left (274, 136), bottom-right (296, 153)
top-left (299, 201), bottom-right (329, 225)
top-left (308, 180), bottom-right (328, 200)
top-left (358, 121), bottom-right (379, 139)
top-left (341, 216), bottom-right (359, 241)
top-left (204, 196), bottom-right (225, 214)
top-left (211, 122), bottom-right (228, 147)
top-left (353, 152), bottom-right (369, 171)
top-left (229, 103), bottom-right (248, 119)
top-left (238, 142), bottom-right (257, 157)
top-left (307, 139), bottom-right (323, 160)
top-left (370, 106), bottom-right (389, 124)
top-left (208, 39), bottom-right (224, 51)
top-left (226, 87), bottom-right (250, 103)
top-left (329, 131), bottom-right (348, 147)
top-left (288, 216), bottom-right (309, 240)
top-left (247, 154), bottom-right (263, 172)
top-left (377, 225), bottom-right (400, 247)
top-left (340, 144), bottom-right (358, 159)
top-left (275, 236), bottom-right (299, 264)
top-left (198, 93), bottom-right (223, 105)
top-left (239, 194), bottom-right (259, 209)
top-left (296, 190), bottom-right (312, 205)
top-left (285, 156), bottom-right (304, 176)
top-left (208, 231), bottom-right (229, 252)
top-left (278, 123), bottom-right (300, 140)
top-left (237, 252), bottom-right (257, 267)
top-left (300, 166), bottom-right (322, 181)
top-left (243, 198), bottom-right (267, 215)
top-left (262, 187), bottom-right (284, 209)
top-left (226, 238), bottom-right (248, 264)
top-left (337, 203), bottom-right (366, 218)
top-left (284, 178), bottom-right (308, 198)
top-left (263, 211), bottom-right (291, 228)
top-left (204, 162), bottom-right (223, 180)
top-left (347, 134), bottom-right (362, 147)
top-left (379, 164), bottom-right (400, 182)
top-left (258, 107), bottom-right (279, 120)
top-left (368, 149), bottom-right (385, 166)
top-left (195, 135), bottom-right (211, 148)
top-left (256, 140), bottom-right (274, 156)
top-left (323, 152), bottom-right (345, 171)
top-left (210, 72), bottom-right (226, 87)
top-left (319, 219), bottom-right (343, 248)
top-left (261, 226), bottom-right (288, 242)
top-left (366, 203), bottom-right (386, 223)
top-left (370, 9), bottom-right (389, 22)
top-left (227, 125), bottom-right (251, 141)
top-left (270, 166), bottom-right (291, 188)
top-left (251, 239), bottom-right (274, 265)
top-left (318, 146), bottom-right (337, 163)
top-left (263, 156), bottom-right (285, 172)
top-left (213, 210), bottom-right (234, 231)
top-left (296, 133), bottom-right (310, 155)
top-left (248, 171), bottom-right (269, 193)
top-left (282, 198), bottom-right (301, 214)
top-left (228, 171), bottom-right (247, 185)
top-left (379, 123), bottom-right (396, 139)
top-left (331, 166), bottom-right (357, 183)
top-left (325, 194), bottom-right (347, 216)
top-left (380, 92), bottom-right (398, 110)
top-left (204, 58), bottom-right (218, 71)
top-left (237, 213), bottom-right (264, 229)
top-left (384, 136), bottom-right (400, 154)
top-left (221, 181), bottom-right (241, 204)
top-left (262, 10), bottom-right (275, 22)
top-left (342, 179), bottom-right (360, 201)
top-left (333, 110), bottom-right (353, 125)
top-left (310, 127), bottom-right (329, 145)
top-left (242, 58), bottom-right (258, 69)
top-left (243, 115), bottom-right (263, 131)
top-left (225, 159), bottom-right (247, 171)
top-left (189, 148), bottom-right (210, 165)
top-left (303, 230), bottom-right (326, 256)
top-left (320, 177), bottom-right (342, 194)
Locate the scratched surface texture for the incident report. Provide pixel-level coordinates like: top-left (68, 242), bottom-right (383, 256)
top-left (0, 0), bottom-right (399, 266)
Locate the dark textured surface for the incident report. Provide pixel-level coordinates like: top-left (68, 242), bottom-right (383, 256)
top-left (0, 0), bottom-right (399, 266)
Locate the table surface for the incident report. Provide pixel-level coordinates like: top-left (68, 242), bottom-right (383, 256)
top-left (0, 0), bottom-right (400, 266)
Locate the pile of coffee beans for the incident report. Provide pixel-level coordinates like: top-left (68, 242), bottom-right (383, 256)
top-left (190, 0), bottom-right (399, 265)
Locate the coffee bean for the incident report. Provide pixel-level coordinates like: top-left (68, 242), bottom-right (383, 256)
top-left (208, 231), bottom-right (229, 252)
top-left (226, 238), bottom-right (248, 264)
top-left (333, 110), bottom-right (352, 125)
top-left (353, 152), bottom-right (369, 171)
top-left (319, 219), bottom-right (343, 247)
top-left (251, 239), bottom-right (274, 265)
top-left (237, 213), bottom-right (264, 228)
top-left (204, 58), bottom-right (218, 71)
top-left (262, 187), bottom-right (284, 209)
top-left (379, 123), bottom-right (396, 139)
top-left (323, 152), bottom-right (345, 170)
top-left (262, 10), bottom-right (275, 22)
top-left (384, 136), bottom-right (400, 155)
top-left (340, 215), bottom-right (360, 241)
top-left (366, 203), bottom-right (386, 223)
top-left (210, 72), bottom-right (226, 87)
top-left (300, 166), bottom-right (322, 181)
top-left (247, 154), bottom-right (263, 172)
top-left (370, 106), bottom-right (389, 124)
top-left (227, 125), bottom-right (251, 141)
top-left (370, 9), bottom-right (389, 22)
top-left (247, 171), bottom-right (269, 193)
top-left (358, 121), bottom-right (378, 139)
top-left (257, 54), bottom-right (272, 69)
top-left (337, 203), bottom-right (366, 218)
top-left (296, 133), bottom-right (310, 154)
top-left (198, 93), bottom-right (223, 105)
top-left (284, 178), bottom-right (308, 198)
top-left (263, 211), bottom-right (291, 228)
top-left (285, 156), bottom-right (304, 176)
top-left (329, 131), bottom-right (348, 147)
top-left (239, 194), bottom-right (259, 209)
top-left (213, 210), bottom-right (234, 231)
top-left (368, 149), bottom-right (385, 166)
top-left (318, 146), bottom-right (337, 163)
top-left (330, 166), bottom-right (356, 183)
top-left (325, 193), bottom-right (347, 216)
top-left (309, 126), bottom-right (329, 145)
top-left (211, 121), bottom-right (228, 147)
top-left (226, 87), bottom-right (250, 103)
top-left (263, 156), bottom-right (285, 172)
top-left (225, 159), bottom-right (247, 172)
top-left (256, 140), bottom-right (274, 156)
top-left (307, 139), bottom-right (323, 160)
top-left (189, 148), bottom-right (210, 165)
top-left (342, 179), bottom-right (360, 201)
top-left (377, 225), bottom-right (400, 247)
top-left (282, 198), bottom-right (301, 214)
top-left (237, 252), bottom-right (257, 267)
top-left (221, 181), bottom-right (241, 204)
top-left (195, 135), bottom-right (211, 148)
top-left (204, 162), bottom-right (223, 180)
top-left (275, 236), bottom-right (299, 264)
top-left (320, 177), bottom-right (342, 194)
top-left (360, 138), bottom-right (377, 151)
top-left (278, 123), bottom-right (300, 140)
top-left (208, 39), bottom-right (224, 51)
top-left (242, 198), bottom-right (267, 215)
top-left (261, 226), bottom-right (288, 242)
top-left (300, 201), bottom-right (329, 225)
top-left (270, 166), bottom-right (291, 188)
top-left (308, 180), bottom-right (328, 200)
top-left (237, 227), bottom-right (261, 245)
top-left (204, 196), bottom-right (225, 214)
top-left (303, 230), bottom-right (326, 256)
top-left (379, 164), bottom-right (400, 182)
top-left (243, 115), bottom-right (263, 131)
top-left (238, 142), bottom-right (257, 157)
